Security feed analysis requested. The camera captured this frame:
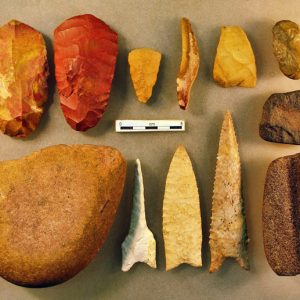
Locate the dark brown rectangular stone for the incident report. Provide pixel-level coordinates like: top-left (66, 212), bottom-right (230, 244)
top-left (263, 153), bottom-right (300, 276)
top-left (259, 90), bottom-right (300, 144)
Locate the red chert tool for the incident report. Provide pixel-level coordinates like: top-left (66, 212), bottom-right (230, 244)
top-left (54, 14), bottom-right (118, 131)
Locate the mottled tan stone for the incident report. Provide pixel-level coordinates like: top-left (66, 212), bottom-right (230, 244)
top-left (273, 20), bottom-right (300, 79)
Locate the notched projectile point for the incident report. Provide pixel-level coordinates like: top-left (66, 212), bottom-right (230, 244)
top-left (273, 20), bottom-right (300, 79)
top-left (209, 112), bottom-right (249, 273)
top-left (176, 18), bottom-right (200, 110)
top-left (121, 159), bottom-right (156, 271)
top-left (213, 26), bottom-right (256, 88)
top-left (259, 90), bottom-right (300, 145)
top-left (163, 145), bottom-right (202, 270)
top-left (0, 20), bottom-right (49, 138)
top-left (128, 48), bottom-right (161, 103)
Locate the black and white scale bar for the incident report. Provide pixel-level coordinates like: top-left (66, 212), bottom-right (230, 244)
top-left (115, 120), bottom-right (185, 132)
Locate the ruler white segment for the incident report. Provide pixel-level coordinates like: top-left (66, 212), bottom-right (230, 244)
top-left (115, 120), bottom-right (185, 132)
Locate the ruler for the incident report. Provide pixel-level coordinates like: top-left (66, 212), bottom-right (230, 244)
top-left (115, 120), bottom-right (185, 132)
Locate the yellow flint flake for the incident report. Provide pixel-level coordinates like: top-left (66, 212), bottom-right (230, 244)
top-left (213, 26), bottom-right (256, 88)
top-left (128, 48), bottom-right (161, 103)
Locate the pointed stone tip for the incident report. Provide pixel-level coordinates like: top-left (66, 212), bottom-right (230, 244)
top-left (224, 110), bottom-right (232, 120)
top-left (174, 144), bottom-right (189, 159)
top-left (8, 20), bottom-right (21, 26)
top-left (121, 263), bottom-right (131, 272)
top-left (222, 111), bottom-right (234, 130)
top-left (209, 256), bottom-right (224, 273)
top-left (135, 158), bottom-right (142, 174)
top-left (176, 144), bottom-right (186, 152)
top-left (236, 256), bottom-right (250, 270)
top-left (219, 110), bottom-right (239, 150)
top-left (181, 17), bottom-right (190, 24)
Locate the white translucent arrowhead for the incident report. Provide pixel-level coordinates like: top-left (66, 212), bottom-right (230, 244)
top-left (121, 159), bottom-right (156, 271)
top-left (209, 111), bottom-right (249, 272)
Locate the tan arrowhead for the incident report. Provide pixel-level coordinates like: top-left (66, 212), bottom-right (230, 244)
top-left (163, 145), bottom-right (202, 270)
top-left (209, 112), bottom-right (249, 272)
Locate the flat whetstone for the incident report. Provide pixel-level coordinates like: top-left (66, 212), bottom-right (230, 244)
top-left (263, 153), bottom-right (300, 276)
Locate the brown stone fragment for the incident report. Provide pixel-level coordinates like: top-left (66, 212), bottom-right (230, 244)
top-left (263, 153), bottom-right (300, 276)
top-left (259, 90), bottom-right (300, 145)
top-left (273, 20), bottom-right (300, 79)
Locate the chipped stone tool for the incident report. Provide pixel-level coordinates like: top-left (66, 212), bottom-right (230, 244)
top-left (163, 145), bottom-right (202, 270)
top-left (121, 159), bottom-right (156, 271)
top-left (209, 112), bottom-right (249, 272)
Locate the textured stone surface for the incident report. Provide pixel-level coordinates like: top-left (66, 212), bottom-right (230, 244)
top-left (209, 112), bottom-right (249, 273)
top-left (121, 159), bottom-right (156, 271)
top-left (176, 18), bottom-right (199, 110)
top-left (263, 153), bottom-right (300, 276)
top-left (213, 26), bottom-right (256, 87)
top-left (54, 14), bottom-right (118, 131)
top-left (0, 20), bottom-right (48, 138)
top-left (0, 145), bottom-right (126, 287)
top-left (163, 145), bottom-right (202, 271)
top-left (128, 48), bottom-right (161, 103)
top-left (273, 20), bottom-right (300, 79)
top-left (259, 90), bottom-right (300, 145)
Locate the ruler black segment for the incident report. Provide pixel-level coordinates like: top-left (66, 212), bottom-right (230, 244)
top-left (170, 126), bottom-right (182, 130)
top-left (145, 126), bottom-right (158, 130)
top-left (120, 126), bottom-right (133, 130)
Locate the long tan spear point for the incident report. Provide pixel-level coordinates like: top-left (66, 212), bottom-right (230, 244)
top-left (209, 111), bottom-right (249, 273)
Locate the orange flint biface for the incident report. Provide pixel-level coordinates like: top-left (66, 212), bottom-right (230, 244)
top-left (54, 14), bottom-right (118, 131)
top-left (0, 20), bottom-right (48, 138)
top-left (176, 18), bottom-right (200, 110)
top-left (128, 48), bottom-right (161, 103)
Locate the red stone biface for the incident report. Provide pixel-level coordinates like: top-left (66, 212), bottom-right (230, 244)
top-left (54, 14), bottom-right (118, 131)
